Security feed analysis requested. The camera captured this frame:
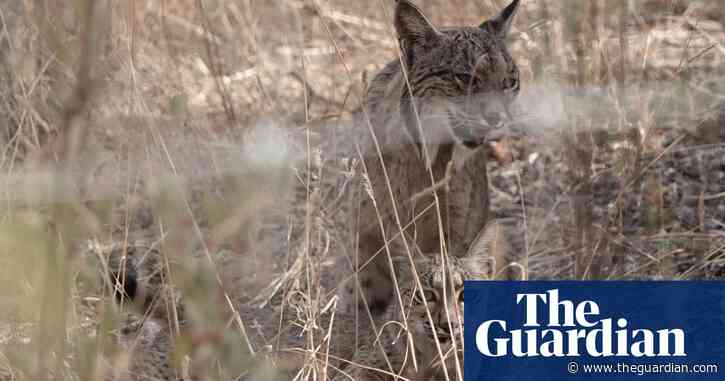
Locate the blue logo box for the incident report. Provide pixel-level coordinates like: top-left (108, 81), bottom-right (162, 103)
top-left (464, 281), bottom-right (725, 380)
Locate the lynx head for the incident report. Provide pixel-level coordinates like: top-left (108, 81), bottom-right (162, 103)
top-left (390, 222), bottom-right (507, 364)
top-left (394, 0), bottom-right (521, 165)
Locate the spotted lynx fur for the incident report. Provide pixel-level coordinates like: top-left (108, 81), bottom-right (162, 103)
top-left (85, 242), bottom-right (186, 381)
top-left (340, 0), bottom-right (521, 315)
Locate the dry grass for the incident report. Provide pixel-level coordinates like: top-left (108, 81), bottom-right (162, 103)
top-left (0, 0), bottom-right (724, 380)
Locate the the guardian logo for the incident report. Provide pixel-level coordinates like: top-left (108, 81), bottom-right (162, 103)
top-left (475, 289), bottom-right (687, 358)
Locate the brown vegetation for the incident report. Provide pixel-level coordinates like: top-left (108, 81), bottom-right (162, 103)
top-left (0, 0), bottom-right (724, 380)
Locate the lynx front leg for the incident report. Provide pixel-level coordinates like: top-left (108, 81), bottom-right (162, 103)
top-left (445, 145), bottom-right (490, 256)
top-left (337, 231), bottom-right (396, 316)
top-left (329, 334), bottom-right (404, 381)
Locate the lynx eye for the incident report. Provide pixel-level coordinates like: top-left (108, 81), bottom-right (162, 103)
top-left (413, 289), bottom-right (436, 305)
top-left (502, 77), bottom-right (518, 92)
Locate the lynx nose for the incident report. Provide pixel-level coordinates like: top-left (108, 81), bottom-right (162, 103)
top-left (483, 110), bottom-right (505, 128)
top-left (481, 98), bottom-right (509, 130)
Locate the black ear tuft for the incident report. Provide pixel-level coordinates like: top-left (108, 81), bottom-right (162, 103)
top-left (480, 0), bottom-right (521, 37)
top-left (394, 0), bottom-right (440, 65)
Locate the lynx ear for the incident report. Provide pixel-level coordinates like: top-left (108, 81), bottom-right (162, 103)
top-left (394, 0), bottom-right (440, 64)
top-left (480, 0), bottom-right (520, 37)
top-left (463, 220), bottom-right (510, 279)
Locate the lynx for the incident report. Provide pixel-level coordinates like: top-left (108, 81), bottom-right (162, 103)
top-left (96, 242), bottom-right (369, 381)
top-left (340, 0), bottom-right (521, 315)
top-left (331, 221), bottom-right (509, 381)
top-left (96, 242), bottom-right (188, 381)
top-left (109, 315), bottom-right (184, 381)
top-left (96, 219), bottom-right (509, 381)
